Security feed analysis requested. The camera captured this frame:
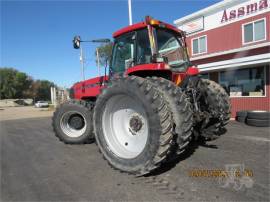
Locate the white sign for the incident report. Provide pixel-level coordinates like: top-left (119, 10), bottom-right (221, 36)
top-left (221, 0), bottom-right (269, 23)
top-left (175, 0), bottom-right (270, 36)
top-left (182, 17), bottom-right (204, 34)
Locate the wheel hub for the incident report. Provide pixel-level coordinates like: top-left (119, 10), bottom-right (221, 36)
top-left (60, 111), bottom-right (87, 138)
top-left (69, 115), bottom-right (84, 130)
top-left (102, 95), bottom-right (149, 159)
top-left (129, 115), bottom-right (143, 133)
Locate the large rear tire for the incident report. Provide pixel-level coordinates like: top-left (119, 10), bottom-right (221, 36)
top-left (147, 77), bottom-right (193, 152)
top-left (94, 76), bottom-right (174, 175)
top-left (52, 100), bottom-right (94, 144)
top-left (196, 79), bottom-right (231, 140)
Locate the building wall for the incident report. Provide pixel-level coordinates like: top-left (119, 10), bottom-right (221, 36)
top-left (176, 0), bottom-right (270, 36)
top-left (192, 46), bottom-right (269, 66)
top-left (186, 12), bottom-right (270, 58)
top-left (174, 0), bottom-right (270, 118)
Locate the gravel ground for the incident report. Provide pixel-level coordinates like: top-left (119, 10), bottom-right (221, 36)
top-left (0, 106), bottom-right (53, 121)
top-left (1, 114), bottom-right (269, 201)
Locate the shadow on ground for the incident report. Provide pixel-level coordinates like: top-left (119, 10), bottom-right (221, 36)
top-left (146, 138), bottom-right (219, 177)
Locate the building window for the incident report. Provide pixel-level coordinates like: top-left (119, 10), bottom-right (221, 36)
top-left (192, 36), bottom-right (207, 55)
top-left (243, 18), bottom-right (266, 44)
top-left (219, 67), bottom-right (265, 97)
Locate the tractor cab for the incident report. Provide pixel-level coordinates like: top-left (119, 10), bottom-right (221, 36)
top-left (110, 16), bottom-right (192, 77)
top-left (70, 17), bottom-right (199, 100)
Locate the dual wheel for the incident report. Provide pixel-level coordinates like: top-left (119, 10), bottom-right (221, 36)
top-left (94, 76), bottom-right (188, 175)
top-left (52, 76), bottom-right (230, 175)
top-left (52, 76), bottom-right (193, 175)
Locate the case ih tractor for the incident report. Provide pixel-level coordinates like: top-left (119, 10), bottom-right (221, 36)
top-left (52, 16), bottom-right (230, 175)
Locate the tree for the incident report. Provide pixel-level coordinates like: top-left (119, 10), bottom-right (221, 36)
top-left (0, 67), bottom-right (56, 100)
top-left (1, 68), bottom-right (19, 99)
top-left (34, 80), bottom-right (55, 101)
top-left (95, 42), bottom-right (113, 67)
top-left (14, 72), bottom-right (32, 98)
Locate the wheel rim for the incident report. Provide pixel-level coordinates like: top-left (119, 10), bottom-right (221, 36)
top-left (102, 95), bottom-right (149, 159)
top-left (60, 111), bottom-right (87, 137)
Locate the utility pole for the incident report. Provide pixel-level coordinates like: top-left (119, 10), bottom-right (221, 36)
top-left (96, 48), bottom-right (100, 77)
top-left (128, 0), bottom-right (134, 58)
top-left (79, 46), bottom-right (85, 81)
top-left (50, 87), bottom-right (54, 106)
top-left (128, 0), bottom-right (132, 25)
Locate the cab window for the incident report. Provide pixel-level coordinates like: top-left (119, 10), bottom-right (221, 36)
top-left (156, 29), bottom-right (188, 70)
top-left (136, 29), bottom-right (151, 65)
top-left (111, 32), bottom-right (135, 73)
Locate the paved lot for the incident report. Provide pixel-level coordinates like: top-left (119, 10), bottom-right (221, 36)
top-left (1, 113), bottom-right (270, 201)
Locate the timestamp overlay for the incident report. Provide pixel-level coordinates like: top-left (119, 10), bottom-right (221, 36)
top-left (189, 164), bottom-right (254, 191)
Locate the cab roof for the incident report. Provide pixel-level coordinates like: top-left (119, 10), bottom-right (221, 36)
top-left (112, 21), bottom-right (183, 38)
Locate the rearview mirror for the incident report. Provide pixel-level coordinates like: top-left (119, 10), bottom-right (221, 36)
top-left (73, 36), bottom-right (81, 49)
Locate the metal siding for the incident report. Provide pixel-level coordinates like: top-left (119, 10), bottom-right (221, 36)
top-left (186, 12), bottom-right (270, 57)
top-left (193, 46), bottom-right (269, 66)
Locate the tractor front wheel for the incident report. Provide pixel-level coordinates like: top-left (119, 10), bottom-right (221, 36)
top-left (52, 100), bottom-right (94, 144)
top-left (94, 76), bottom-right (174, 175)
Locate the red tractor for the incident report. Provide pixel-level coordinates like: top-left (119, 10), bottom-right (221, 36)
top-left (52, 16), bottom-right (230, 175)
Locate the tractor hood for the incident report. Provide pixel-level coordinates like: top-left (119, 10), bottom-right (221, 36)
top-left (70, 76), bottom-right (108, 100)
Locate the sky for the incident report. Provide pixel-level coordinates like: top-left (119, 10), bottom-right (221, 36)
top-left (1, 0), bottom-right (221, 87)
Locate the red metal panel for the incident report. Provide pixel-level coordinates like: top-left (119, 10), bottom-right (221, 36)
top-left (113, 22), bottom-right (147, 38)
top-left (82, 76), bottom-right (108, 85)
top-left (186, 66), bottom-right (200, 75)
top-left (113, 21), bottom-right (183, 38)
top-left (80, 86), bottom-right (103, 99)
top-left (186, 12), bottom-right (270, 57)
top-left (125, 63), bottom-right (169, 75)
top-left (73, 76), bottom-right (108, 99)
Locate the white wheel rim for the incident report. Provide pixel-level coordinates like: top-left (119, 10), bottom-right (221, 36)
top-left (60, 111), bottom-right (87, 137)
top-left (102, 95), bottom-right (149, 159)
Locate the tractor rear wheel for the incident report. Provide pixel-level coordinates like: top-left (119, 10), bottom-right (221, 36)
top-left (147, 77), bottom-right (193, 153)
top-left (196, 79), bottom-right (231, 140)
top-left (52, 100), bottom-right (94, 144)
top-left (94, 76), bottom-right (174, 175)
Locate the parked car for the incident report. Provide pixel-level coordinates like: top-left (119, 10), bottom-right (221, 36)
top-left (35, 101), bottom-right (49, 108)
